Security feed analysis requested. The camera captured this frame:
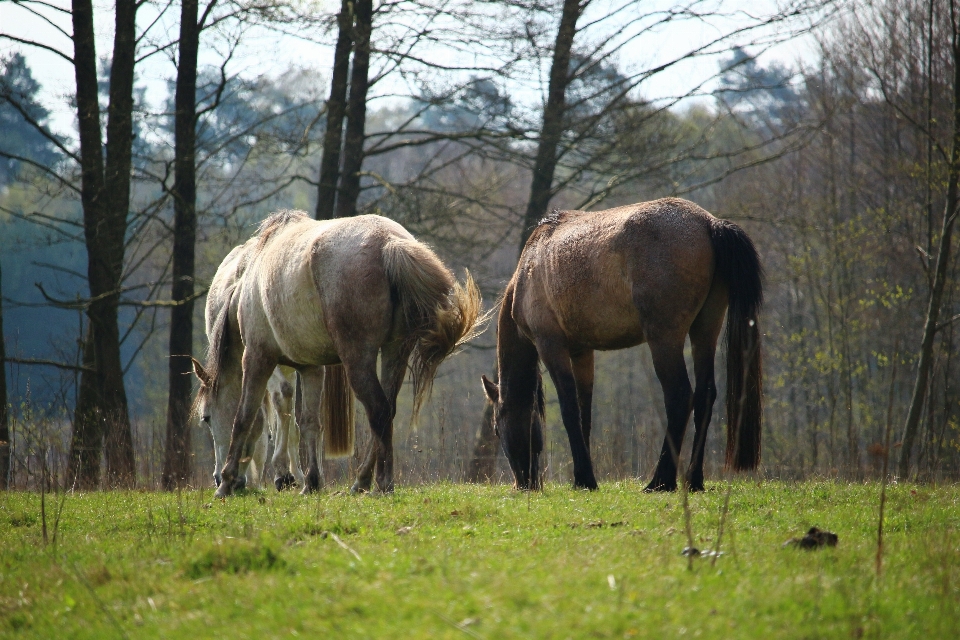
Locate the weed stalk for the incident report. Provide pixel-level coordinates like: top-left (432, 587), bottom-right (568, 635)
top-left (877, 341), bottom-right (899, 577)
top-left (712, 334), bottom-right (757, 565)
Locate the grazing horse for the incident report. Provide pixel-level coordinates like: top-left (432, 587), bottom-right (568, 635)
top-left (193, 364), bottom-right (303, 491)
top-left (481, 198), bottom-right (763, 492)
top-left (196, 210), bottom-right (481, 497)
top-left (192, 236), bottom-right (303, 491)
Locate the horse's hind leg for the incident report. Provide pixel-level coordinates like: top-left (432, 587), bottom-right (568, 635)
top-left (686, 289), bottom-right (725, 492)
top-left (572, 350), bottom-right (595, 450)
top-left (538, 339), bottom-right (597, 490)
top-left (645, 337), bottom-right (693, 492)
top-left (351, 339), bottom-right (411, 494)
top-left (352, 439), bottom-right (378, 494)
top-left (342, 352), bottom-right (394, 493)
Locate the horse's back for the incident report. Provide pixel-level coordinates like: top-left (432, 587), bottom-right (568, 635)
top-left (514, 198), bottom-right (717, 349)
top-left (206, 238), bottom-right (258, 335)
top-left (238, 213), bottom-right (412, 365)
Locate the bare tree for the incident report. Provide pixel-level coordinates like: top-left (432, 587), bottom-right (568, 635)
top-left (68, 0), bottom-right (140, 488)
top-left (316, 0), bottom-right (354, 219)
top-left (162, 0), bottom-right (223, 489)
top-left (335, 0), bottom-right (374, 218)
top-left (899, 0), bottom-right (960, 478)
top-left (0, 261), bottom-right (8, 490)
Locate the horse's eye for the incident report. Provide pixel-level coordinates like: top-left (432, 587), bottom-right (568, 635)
top-left (202, 416), bottom-right (211, 423)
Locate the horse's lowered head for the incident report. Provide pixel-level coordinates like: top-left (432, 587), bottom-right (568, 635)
top-left (191, 357), bottom-right (240, 489)
top-left (481, 373), bottom-right (545, 490)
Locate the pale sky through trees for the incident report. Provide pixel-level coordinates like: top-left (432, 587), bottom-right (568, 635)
top-left (0, 0), bottom-right (822, 138)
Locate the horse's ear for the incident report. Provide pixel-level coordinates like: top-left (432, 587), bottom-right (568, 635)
top-left (192, 357), bottom-right (211, 386)
top-left (481, 374), bottom-right (499, 403)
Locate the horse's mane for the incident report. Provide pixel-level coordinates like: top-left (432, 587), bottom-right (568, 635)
top-left (191, 285), bottom-right (235, 416)
top-left (537, 207), bottom-right (563, 227)
top-left (255, 209), bottom-right (309, 250)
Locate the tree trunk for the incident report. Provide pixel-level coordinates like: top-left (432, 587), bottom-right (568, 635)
top-left (899, 11), bottom-right (960, 478)
top-left (316, 0), bottom-right (354, 220)
top-left (468, 0), bottom-right (583, 476)
top-left (518, 0), bottom-right (583, 251)
top-left (162, 0), bottom-right (201, 490)
top-left (0, 261), bottom-right (9, 490)
top-left (68, 0), bottom-right (139, 489)
top-left (69, 325), bottom-right (101, 489)
top-left (335, 0), bottom-right (373, 218)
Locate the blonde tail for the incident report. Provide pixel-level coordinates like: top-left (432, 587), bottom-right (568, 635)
top-left (382, 238), bottom-right (484, 419)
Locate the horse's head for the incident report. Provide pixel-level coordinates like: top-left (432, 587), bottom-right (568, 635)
top-left (191, 357), bottom-right (233, 487)
top-left (481, 373), bottom-right (544, 490)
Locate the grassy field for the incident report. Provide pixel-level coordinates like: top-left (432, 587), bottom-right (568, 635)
top-left (0, 480), bottom-right (957, 639)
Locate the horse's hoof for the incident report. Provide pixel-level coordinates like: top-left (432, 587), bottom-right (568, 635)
top-left (214, 485), bottom-right (231, 499)
top-left (350, 477), bottom-right (372, 494)
top-left (275, 473), bottom-right (296, 492)
top-left (573, 476), bottom-right (598, 491)
top-left (300, 471), bottom-right (321, 495)
top-left (644, 479), bottom-right (676, 493)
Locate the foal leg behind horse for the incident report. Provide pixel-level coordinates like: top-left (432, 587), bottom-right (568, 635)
top-left (298, 367), bottom-right (325, 494)
top-left (271, 389), bottom-right (300, 491)
top-left (645, 338), bottom-right (694, 492)
top-left (538, 339), bottom-right (597, 490)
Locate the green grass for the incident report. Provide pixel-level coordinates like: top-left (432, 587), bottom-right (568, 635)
top-left (0, 481), bottom-right (957, 638)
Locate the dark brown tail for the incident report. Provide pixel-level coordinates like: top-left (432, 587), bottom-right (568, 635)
top-left (710, 220), bottom-right (763, 471)
top-left (321, 364), bottom-right (355, 457)
top-left (382, 238), bottom-right (483, 419)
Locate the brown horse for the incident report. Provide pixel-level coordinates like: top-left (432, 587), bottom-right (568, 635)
top-left (481, 198), bottom-right (762, 491)
top-left (196, 210), bottom-right (482, 497)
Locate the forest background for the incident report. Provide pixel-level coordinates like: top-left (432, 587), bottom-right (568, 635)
top-left (0, 0), bottom-right (958, 491)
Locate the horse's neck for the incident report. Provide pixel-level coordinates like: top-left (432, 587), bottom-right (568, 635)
top-left (497, 288), bottom-right (539, 408)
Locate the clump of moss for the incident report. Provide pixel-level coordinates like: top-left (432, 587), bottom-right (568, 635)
top-left (183, 537), bottom-right (284, 579)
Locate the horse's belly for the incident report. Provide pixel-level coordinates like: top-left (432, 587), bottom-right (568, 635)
top-left (562, 304), bottom-right (646, 350)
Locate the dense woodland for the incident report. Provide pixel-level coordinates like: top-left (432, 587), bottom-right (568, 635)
top-left (0, 0), bottom-right (958, 490)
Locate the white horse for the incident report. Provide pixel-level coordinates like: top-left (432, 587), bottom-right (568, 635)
top-left (193, 210), bottom-right (481, 497)
top-left (192, 234), bottom-right (304, 491)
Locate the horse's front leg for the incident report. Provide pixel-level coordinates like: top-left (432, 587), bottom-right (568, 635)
top-left (217, 356), bottom-right (275, 498)
top-left (538, 339), bottom-right (597, 490)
